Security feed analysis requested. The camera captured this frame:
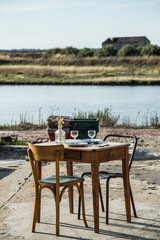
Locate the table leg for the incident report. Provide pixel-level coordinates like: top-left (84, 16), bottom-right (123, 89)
top-left (67, 161), bottom-right (74, 213)
top-left (122, 146), bottom-right (131, 223)
top-left (91, 151), bottom-right (100, 233)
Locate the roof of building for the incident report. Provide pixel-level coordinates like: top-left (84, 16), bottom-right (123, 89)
top-left (103, 36), bottom-right (150, 44)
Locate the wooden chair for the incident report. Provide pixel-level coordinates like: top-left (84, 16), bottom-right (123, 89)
top-left (78, 134), bottom-right (137, 224)
top-left (28, 143), bottom-right (88, 236)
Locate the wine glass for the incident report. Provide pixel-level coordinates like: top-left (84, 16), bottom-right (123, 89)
top-left (70, 130), bottom-right (79, 143)
top-left (88, 130), bottom-right (96, 143)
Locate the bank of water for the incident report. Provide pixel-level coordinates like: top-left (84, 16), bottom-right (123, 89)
top-left (0, 85), bottom-right (160, 126)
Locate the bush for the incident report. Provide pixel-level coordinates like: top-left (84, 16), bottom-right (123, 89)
top-left (63, 46), bottom-right (79, 56)
top-left (94, 46), bottom-right (117, 57)
top-left (78, 48), bottom-right (95, 57)
top-left (136, 47), bottom-right (142, 56)
top-left (52, 48), bottom-right (64, 55)
top-left (118, 45), bottom-right (140, 56)
top-left (44, 47), bottom-right (80, 56)
top-left (141, 44), bottom-right (160, 56)
top-left (45, 48), bottom-right (64, 55)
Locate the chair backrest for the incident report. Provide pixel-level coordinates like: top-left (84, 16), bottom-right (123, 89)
top-left (28, 143), bottom-right (64, 162)
top-left (28, 143), bottom-right (64, 186)
top-left (103, 134), bottom-right (138, 171)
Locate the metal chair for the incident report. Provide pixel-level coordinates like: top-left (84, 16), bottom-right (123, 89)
top-left (78, 134), bottom-right (138, 224)
top-left (28, 143), bottom-right (88, 236)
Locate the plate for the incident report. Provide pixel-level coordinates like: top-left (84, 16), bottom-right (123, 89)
top-left (98, 143), bottom-right (109, 147)
top-left (81, 139), bottom-right (102, 144)
top-left (67, 142), bottom-right (88, 147)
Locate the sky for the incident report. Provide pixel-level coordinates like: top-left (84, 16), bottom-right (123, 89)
top-left (0, 0), bottom-right (160, 50)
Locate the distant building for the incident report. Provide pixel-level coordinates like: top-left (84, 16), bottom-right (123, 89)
top-left (102, 36), bottom-right (150, 50)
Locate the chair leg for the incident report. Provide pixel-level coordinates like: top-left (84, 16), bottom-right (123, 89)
top-left (80, 182), bottom-right (88, 227)
top-left (55, 194), bottom-right (60, 236)
top-left (106, 178), bottom-right (110, 224)
top-left (105, 178), bottom-right (137, 225)
top-left (31, 187), bottom-right (39, 232)
top-left (78, 181), bottom-right (105, 220)
top-left (78, 195), bottom-right (81, 220)
top-left (99, 182), bottom-right (105, 212)
top-left (130, 185), bottom-right (137, 218)
top-left (37, 186), bottom-right (41, 223)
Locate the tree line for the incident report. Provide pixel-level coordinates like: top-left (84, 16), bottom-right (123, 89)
top-left (45, 44), bottom-right (160, 57)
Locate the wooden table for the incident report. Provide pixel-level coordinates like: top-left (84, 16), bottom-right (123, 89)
top-left (64, 142), bottom-right (131, 233)
top-left (37, 141), bottom-right (131, 233)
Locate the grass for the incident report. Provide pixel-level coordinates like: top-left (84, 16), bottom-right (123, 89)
top-left (0, 64), bottom-right (160, 85)
top-left (73, 108), bottom-right (120, 127)
top-left (0, 139), bottom-right (28, 146)
top-left (73, 108), bottom-right (160, 128)
top-left (0, 107), bottom-right (159, 131)
top-left (0, 109), bottom-right (159, 146)
top-left (0, 122), bottom-right (47, 131)
top-left (1, 52), bottom-right (160, 66)
top-left (0, 53), bottom-right (160, 85)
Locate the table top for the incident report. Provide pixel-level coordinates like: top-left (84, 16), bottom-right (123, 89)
top-left (37, 140), bottom-right (129, 151)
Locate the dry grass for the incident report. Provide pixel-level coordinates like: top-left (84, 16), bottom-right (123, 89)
top-left (0, 53), bottom-right (160, 84)
top-left (0, 65), bottom-right (128, 75)
top-left (0, 64), bottom-right (160, 80)
top-left (1, 52), bottom-right (160, 66)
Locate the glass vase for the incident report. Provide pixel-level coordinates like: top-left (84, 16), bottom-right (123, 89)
top-left (55, 127), bottom-right (65, 143)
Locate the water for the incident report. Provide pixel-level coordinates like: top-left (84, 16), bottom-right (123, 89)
top-left (0, 85), bottom-right (159, 125)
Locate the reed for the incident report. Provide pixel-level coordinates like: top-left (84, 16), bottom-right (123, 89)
top-left (0, 107), bottom-right (159, 130)
top-left (73, 108), bottom-right (120, 127)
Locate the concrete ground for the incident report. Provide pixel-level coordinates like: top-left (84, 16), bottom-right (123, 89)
top-left (0, 144), bottom-right (160, 240)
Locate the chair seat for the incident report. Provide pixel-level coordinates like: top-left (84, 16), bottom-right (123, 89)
top-left (38, 175), bottom-right (84, 185)
top-left (83, 172), bottom-right (123, 180)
